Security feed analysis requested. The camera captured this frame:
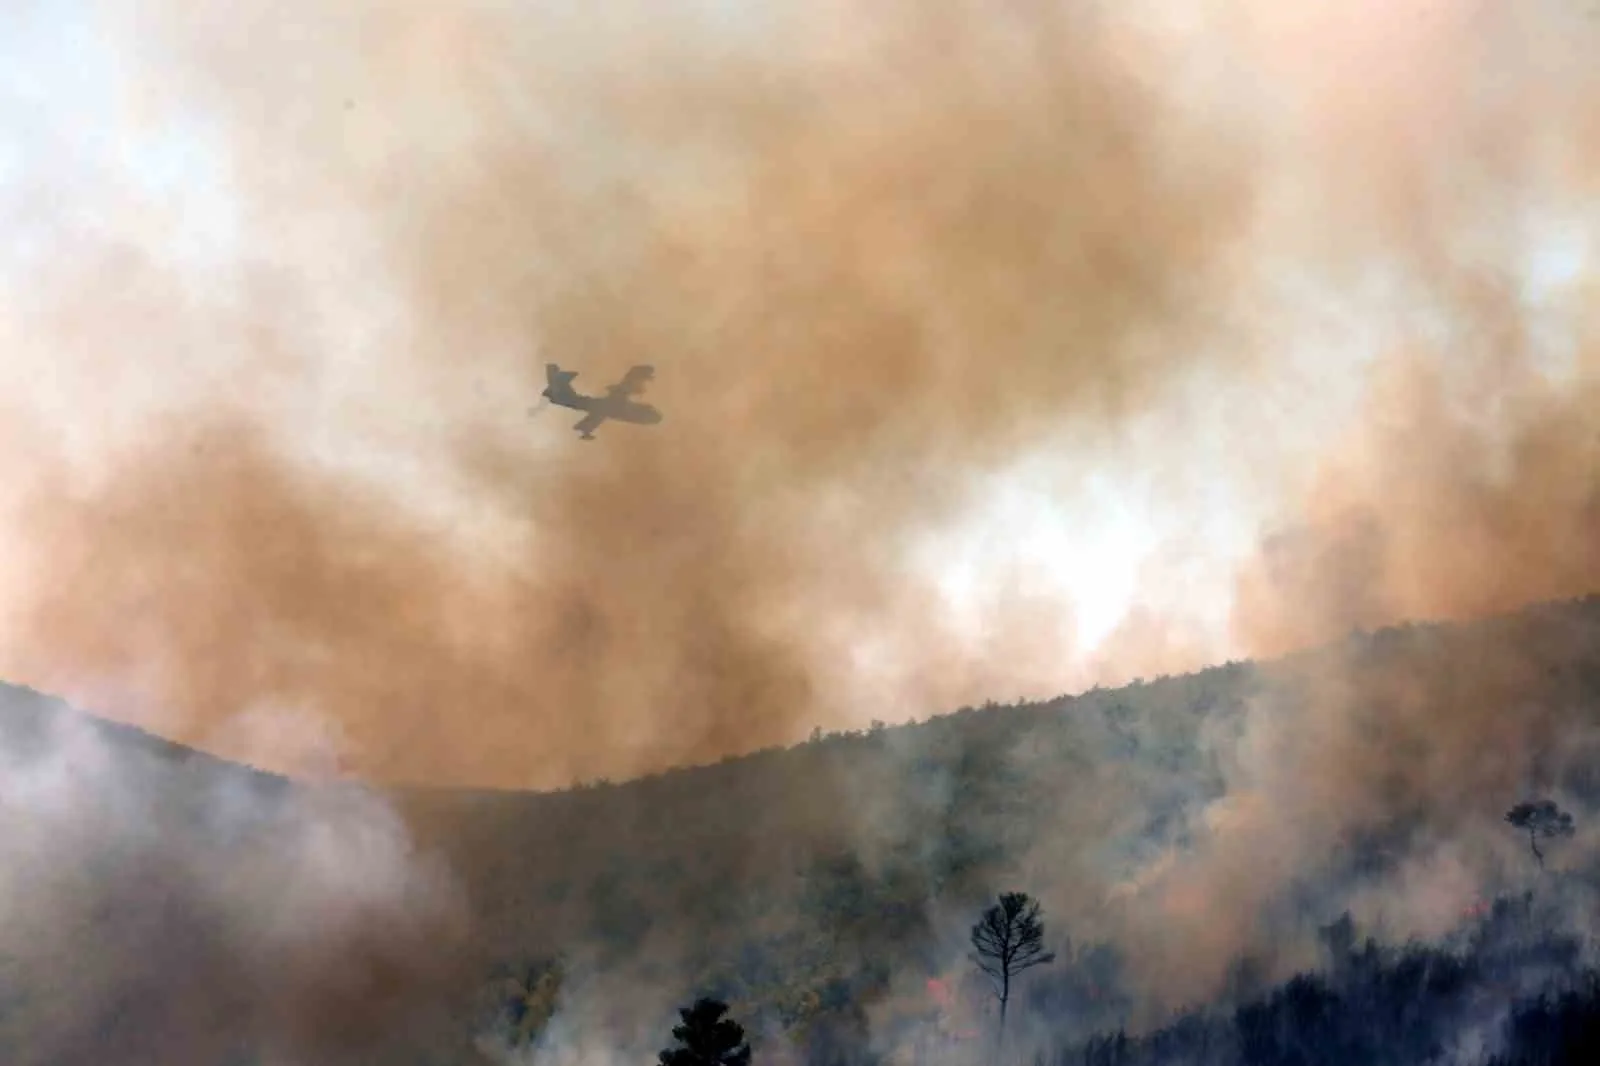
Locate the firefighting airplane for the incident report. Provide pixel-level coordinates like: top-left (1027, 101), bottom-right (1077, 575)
top-left (539, 363), bottom-right (662, 440)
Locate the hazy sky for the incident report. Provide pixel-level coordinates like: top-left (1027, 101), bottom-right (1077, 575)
top-left (0, 0), bottom-right (1594, 785)
top-left (0, 0), bottom-right (1356, 640)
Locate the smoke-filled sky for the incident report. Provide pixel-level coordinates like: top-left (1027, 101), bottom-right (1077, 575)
top-left (0, 0), bottom-right (1596, 788)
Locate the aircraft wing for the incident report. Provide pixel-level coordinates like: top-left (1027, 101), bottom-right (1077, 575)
top-left (572, 410), bottom-right (606, 438)
top-left (604, 364), bottom-right (655, 400)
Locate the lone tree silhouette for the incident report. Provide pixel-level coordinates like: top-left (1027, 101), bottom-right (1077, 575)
top-left (971, 891), bottom-right (1056, 1053)
top-left (1506, 799), bottom-right (1575, 870)
top-left (658, 998), bottom-right (751, 1066)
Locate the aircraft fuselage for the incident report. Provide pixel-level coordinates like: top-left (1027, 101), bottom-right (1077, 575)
top-left (541, 363), bottom-right (661, 439)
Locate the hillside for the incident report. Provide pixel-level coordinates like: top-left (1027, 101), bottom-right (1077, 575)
top-left (5, 595), bottom-right (1600, 1064)
top-left (401, 595), bottom-right (1600, 1059)
top-left (0, 683), bottom-right (467, 1066)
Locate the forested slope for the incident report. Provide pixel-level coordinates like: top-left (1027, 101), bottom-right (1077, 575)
top-left (5, 594), bottom-right (1600, 1063)
top-left (402, 595), bottom-right (1600, 1061)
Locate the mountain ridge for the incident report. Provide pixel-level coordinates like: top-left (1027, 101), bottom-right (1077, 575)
top-left (9, 591), bottom-right (1597, 802)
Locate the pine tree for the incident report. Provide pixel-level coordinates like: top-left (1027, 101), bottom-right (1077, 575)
top-left (658, 998), bottom-right (752, 1066)
top-left (971, 892), bottom-right (1056, 1057)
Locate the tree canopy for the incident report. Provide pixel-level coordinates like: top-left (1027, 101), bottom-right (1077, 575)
top-left (659, 998), bottom-right (752, 1066)
top-left (1506, 800), bottom-right (1576, 869)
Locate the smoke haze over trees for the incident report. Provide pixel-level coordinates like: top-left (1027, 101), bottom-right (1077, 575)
top-left (5, 599), bottom-right (1600, 1062)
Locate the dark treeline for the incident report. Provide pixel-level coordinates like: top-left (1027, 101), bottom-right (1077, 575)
top-left (1059, 920), bottom-right (1594, 1065)
top-left (1026, 890), bottom-right (1600, 1066)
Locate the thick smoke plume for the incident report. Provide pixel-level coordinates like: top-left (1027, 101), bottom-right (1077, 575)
top-left (0, 689), bottom-right (470, 1065)
top-left (1, 0), bottom-right (1265, 788)
top-left (1102, 0), bottom-right (1600, 1012)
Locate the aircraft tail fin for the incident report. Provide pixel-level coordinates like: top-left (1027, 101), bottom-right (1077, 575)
top-left (542, 363), bottom-right (581, 404)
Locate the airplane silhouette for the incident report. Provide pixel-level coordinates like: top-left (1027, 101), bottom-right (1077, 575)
top-left (540, 363), bottom-right (662, 440)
